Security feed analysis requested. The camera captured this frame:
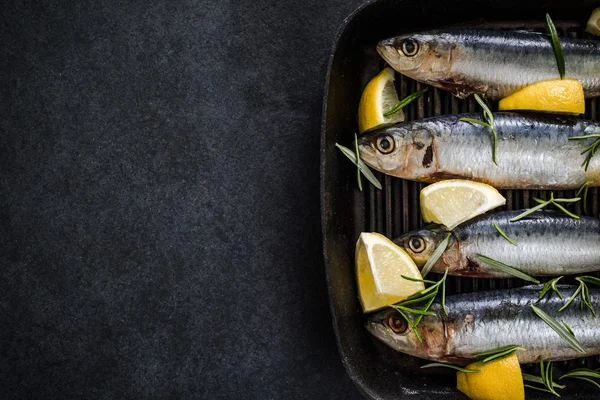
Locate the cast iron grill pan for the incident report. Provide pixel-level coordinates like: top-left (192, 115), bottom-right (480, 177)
top-left (321, 1), bottom-right (600, 399)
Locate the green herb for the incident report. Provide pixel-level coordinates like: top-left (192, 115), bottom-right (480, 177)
top-left (493, 222), bottom-right (517, 246)
top-left (477, 254), bottom-right (540, 283)
top-left (560, 368), bottom-right (600, 389)
top-left (546, 13), bottom-right (565, 79)
top-left (569, 134), bottom-right (600, 171)
top-left (420, 363), bottom-right (480, 373)
top-left (335, 143), bottom-right (382, 190)
top-left (474, 345), bottom-right (524, 364)
top-left (460, 94), bottom-right (498, 165)
top-left (539, 277), bottom-right (564, 300)
top-left (421, 233), bottom-right (451, 278)
top-left (522, 373), bottom-right (566, 389)
top-left (510, 193), bottom-right (580, 222)
top-left (559, 276), bottom-right (600, 315)
top-left (384, 88), bottom-right (428, 117)
top-left (576, 181), bottom-right (591, 214)
top-left (354, 133), bottom-right (363, 191)
top-left (530, 305), bottom-right (586, 354)
top-left (523, 357), bottom-right (562, 396)
top-left (391, 269), bottom-right (449, 342)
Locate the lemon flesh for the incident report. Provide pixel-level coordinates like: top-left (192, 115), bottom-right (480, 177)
top-left (498, 78), bottom-right (584, 114)
top-left (457, 354), bottom-right (524, 400)
top-left (420, 180), bottom-right (506, 230)
top-left (358, 67), bottom-right (404, 134)
top-left (356, 232), bottom-right (424, 312)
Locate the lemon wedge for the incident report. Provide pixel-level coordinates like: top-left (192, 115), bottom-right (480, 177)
top-left (356, 232), bottom-right (424, 312)
top-left (499, 78), bottom-right (584, 115)
top-left (420, 180), bottom-right (506, 230)
top-left (358, 67), bottom-right (404, 134)
top-left (587, 8), bottom-right (600, 36)
top-left (457, 354), bottom-right (524, 400)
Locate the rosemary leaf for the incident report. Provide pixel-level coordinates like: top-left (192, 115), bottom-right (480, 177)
top-left (522, 373), bottom-right (566, 389)
top-left (459, 117), bottom-right (491, 128)
top-left (530, 305), bottom-right (586, 354)
top-left (559, 284), bottom-right (582, 312)
top-left (552, 202), bottom-right (580, 219)
top-left (578, 276), bottom-right (600, 286)
top-left (441, 268), bottom-right (448, 315)
top-left (394, 305), bottom-right (437, 316)
top-left (401, 275), bottom-right (437, 284)
top-left (384, 88), bottom-right (428, 117)
top-left (477, 254), bottom-right (540, 283)
top-left (354, 134), bottom-right (362, 191)
top-left (565, 376), bottom-right (600, 389)
top-left (420, 363), bottom-right (480, 373)
top-left (421, 233), bottom-right (451, 278)
top-left (493, 222), bottom-right (517, 246)
top-left (335, 143), bottom-right (382, 189)
top-left (576, 181), bottom-right (591, 214)
top-left (560, 368), bottom-right (600, 380)
top-left (475, 345), bottom-right (524, 364)
top-left (546, 13), bottom-right (565, 79)
top-left (509, 201), bottom-right (551, 222)
top-left (539, 277), bottom-right (564, 300)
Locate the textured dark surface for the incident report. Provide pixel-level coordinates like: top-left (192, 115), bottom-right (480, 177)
top-left (0, 0), bottom-right (364, 398)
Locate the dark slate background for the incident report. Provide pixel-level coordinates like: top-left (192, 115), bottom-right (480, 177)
top-left (1, 0), bottom-right (365, 398)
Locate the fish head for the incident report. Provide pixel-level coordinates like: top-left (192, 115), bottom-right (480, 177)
top-left (394, 226), bottom-right (451, 268)
top-left (358, 124), bottom-right (437, 178)
top-left (366, 308), bottom-right (446, 360)
top-left (377, 33), bottom-right (456, 83)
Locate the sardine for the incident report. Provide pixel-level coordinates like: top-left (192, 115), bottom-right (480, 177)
top-left (357, 112), bottom-right (600, 189)
top-left (367, 285), bottom-right (600, 364)
top-left (394, 210), bottom-right (600, 278)
top-left (377, 29), bottom-right (600, 99)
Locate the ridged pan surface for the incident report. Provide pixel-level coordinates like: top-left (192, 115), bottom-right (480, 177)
top-left (321, 1), bottom-right (600, 398)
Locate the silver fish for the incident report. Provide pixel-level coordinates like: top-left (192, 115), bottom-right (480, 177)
top-left (357, 112), bottom-right (600, 189)
top-left (377, 29), bottom-right (600, 99)
top-left (394, 210), bottom-right (600, 278)
top-left (367, 285), bottom-right (600, 364)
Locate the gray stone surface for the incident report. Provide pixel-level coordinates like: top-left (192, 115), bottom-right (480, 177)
top-left (0, 0), bottom-right (364, 398)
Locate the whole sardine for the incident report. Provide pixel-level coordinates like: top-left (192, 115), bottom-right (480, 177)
top-left (377, 29), bottom-right (600, 99)
top-left (357, 112), bottom-right (600, 189)
top-left (367, 285), bottom-right (600, 364)
top-left (394, 210), bottom-right (600, 278)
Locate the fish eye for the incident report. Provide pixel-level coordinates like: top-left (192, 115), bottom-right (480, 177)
top-left (376, 135), bottom-right (395, 154)
top-left (408, 236), bottom-right (426, 253)
top-left (388, 313), bottom-right (408, 334)
top-left (401, 38), bottom-right (419, 57)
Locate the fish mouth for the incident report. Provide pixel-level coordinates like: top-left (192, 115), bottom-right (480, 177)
top-left (358, 138), bottom-right (378, 168)
top-left (376, 39), bottom-right (400, 66)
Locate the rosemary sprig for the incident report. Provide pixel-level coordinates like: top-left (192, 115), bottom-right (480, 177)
top-left (530, 305), bottom-right (586, 354)
top-left (569, 134), bottom-right (600, 171)
top-left (335, 143), bottom-right (382, 190)
top-left (560, 368), bottom-right (600, 389)
top-left (576, 181), bottom-right (591, 214)
top-left (421, 233), bottom-right (451, 278)
top-left (546, 13), bottom-right (565, 79)
top-left (384, 88), bottom-right (428, 117)
top-left (420, 363), bottom-right (480, 373)
top-left (523, 357), bottom-right (562, 396)
top-left (559, 276), bottom-right (600, 315)
top-left (539, 277), bottom-right (564, 300)
top-left (391, 269), bottom-right (449, 342)
top-left (509, 193), bottom-right (581, 222)
top-left (460, 94), bottom-right (498, 165)
top-left (493, 222), bottom-right (517, 246)
top-left (477, 254), bottom-right (540, 283)
top-left (474, 345), bottom-right (524, 364)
